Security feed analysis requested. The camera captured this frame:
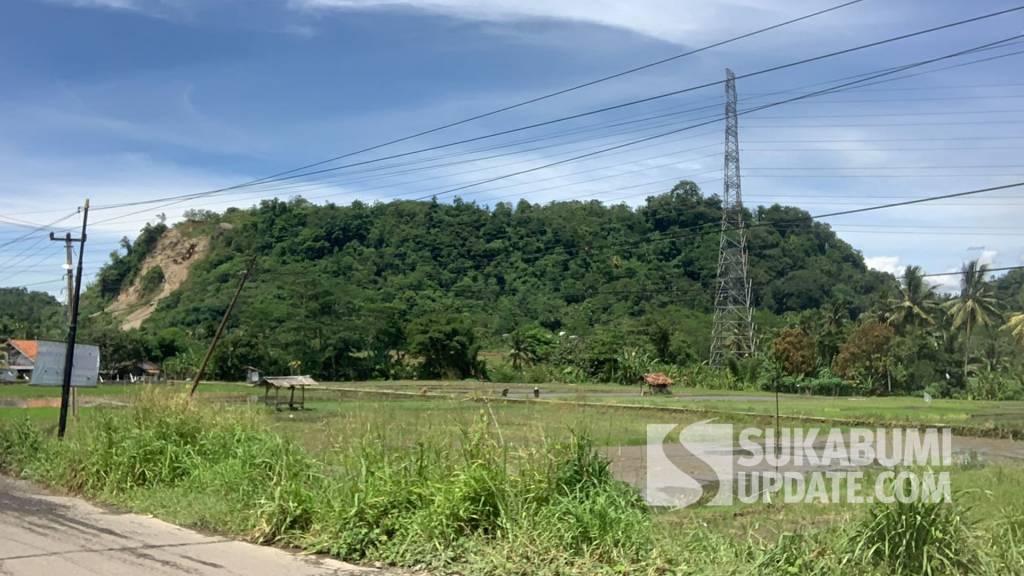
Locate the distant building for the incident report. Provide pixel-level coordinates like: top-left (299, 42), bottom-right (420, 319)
top-left (245, 366), bottom-right (261, 385)
top-left (1, 340), bottom-right (39, 381)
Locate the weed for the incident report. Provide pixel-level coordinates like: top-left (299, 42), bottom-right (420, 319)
top-left (846, 497), bottom-right (976, 576)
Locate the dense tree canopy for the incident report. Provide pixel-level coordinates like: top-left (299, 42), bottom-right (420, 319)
top-left (0, 288), bottom-right (65, 341)
top-left (76, 183), bottom-right (895, 381)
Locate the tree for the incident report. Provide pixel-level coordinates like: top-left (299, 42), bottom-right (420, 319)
top-left (833, 322), bottom-right (895, 394)
top-left (771, 327), bottom-right (817, 377)
top-left (1004, 313), bottom-right (1024, 349)
top-left (888, 265), bottom-right (937, 333)
top-left (944, 260), bottom-right (1000, 377)
top-left (409, 314), bottom-right (484, 379)
top-left (505, 326), bottom-right (551, 370)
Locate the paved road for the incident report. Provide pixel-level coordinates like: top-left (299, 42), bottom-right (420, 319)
top-left (0, 476), bottom-right (373, 575)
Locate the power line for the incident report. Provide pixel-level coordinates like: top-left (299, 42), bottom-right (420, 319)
top-left (28, 41), bottom-right (1024, 230)
top-left (238, 1), bottom-right (870, 185)
top-left (87, 5), bottom-right (1024, 213)
top-left (87, 1), bottom-right (867, 213)
top-left (7, 278), bottom-right (65, 289)
top-left (406, 34), bottom-right (1024, 202)
top-left (0, 211), bottom-right (79, 251)
top-left (922, 265), bottom-right (1024, 278)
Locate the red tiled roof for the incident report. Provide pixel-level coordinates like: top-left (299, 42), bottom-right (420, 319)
top-left (7, 340), bottom-right (38, 361)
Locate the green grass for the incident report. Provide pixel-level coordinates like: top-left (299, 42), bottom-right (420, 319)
top-left (3, 386), bottom-right (1023, 575)
top-left (600, 393), bottom-right (1024, 434)
top-left (0, 381), bottom-right (246, 399)
top-left (312, 379), bottom-right (1024, 436)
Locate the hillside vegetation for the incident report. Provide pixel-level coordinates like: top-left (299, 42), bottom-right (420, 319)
top-left (0, 288), bottom-right (64, 341)
top-left (79, 181), bottom-right (893, 381)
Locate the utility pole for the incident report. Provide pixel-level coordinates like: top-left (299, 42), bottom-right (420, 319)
top-left (50, 231), bottom-right (78, 418)
top-left (56, 200), bottom-right (89, 439)
top-left (709, 69), bottom-right (756, 366)
top-left (189, 256), bottom-right (256, 397)
top-left (50, 232), bottom-right (74, 321)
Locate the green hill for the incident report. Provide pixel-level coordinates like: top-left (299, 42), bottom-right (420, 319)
top-left (79, 181), bottom-right (894, 380)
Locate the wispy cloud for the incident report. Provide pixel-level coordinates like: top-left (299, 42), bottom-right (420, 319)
top-left (46, 0), bottom-right (142, 9)
top-left (290, 0), bottom-right (839, 45)
top-left (43, 0), bottom-right (196, 18)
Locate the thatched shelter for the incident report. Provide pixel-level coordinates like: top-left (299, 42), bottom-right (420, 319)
top-left (643, 372), bottom-right (673, 394)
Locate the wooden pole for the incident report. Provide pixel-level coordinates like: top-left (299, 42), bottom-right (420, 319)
top-left (189, 256), bottom-right (256, 397)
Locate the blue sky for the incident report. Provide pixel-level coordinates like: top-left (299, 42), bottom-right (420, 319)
top-left (1, 0), bottom-right (1023, 297)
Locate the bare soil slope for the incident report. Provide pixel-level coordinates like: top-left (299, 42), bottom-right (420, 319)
top-left (106, 227), bottom-right (209, 330)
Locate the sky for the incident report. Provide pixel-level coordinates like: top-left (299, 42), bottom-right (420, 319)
top-left (1, 0), bottom-right (1023, 298)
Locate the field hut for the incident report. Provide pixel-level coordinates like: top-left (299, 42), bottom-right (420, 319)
top-left (260, 375), bottom-right (317, 410)
top-left (643, 372), bottom-right (674, 395)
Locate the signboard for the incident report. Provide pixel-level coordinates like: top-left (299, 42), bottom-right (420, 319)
top-left (29, 341), bottom-right (100, 387)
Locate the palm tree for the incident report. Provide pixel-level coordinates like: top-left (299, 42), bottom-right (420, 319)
top-left (888, 265), bottom-right (937, 333)
top-left (506, 330), bottom-right (541, 370)
top-left (1003, 313), bottom-right (1024, 349)
top-left (944, 260), bottom-right (1000, 377)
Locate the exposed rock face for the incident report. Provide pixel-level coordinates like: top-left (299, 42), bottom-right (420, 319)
top-left (105, 228), bottom-right (209, 330)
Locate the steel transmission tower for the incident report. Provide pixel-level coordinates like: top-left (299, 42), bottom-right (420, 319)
top-left (709, 68), bottom-right (755, 365)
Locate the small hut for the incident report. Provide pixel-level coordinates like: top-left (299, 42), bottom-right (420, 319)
top-left (245, 366), bottom-right (261, 385)
top-left (643, 372), bottom-right (674, 395)
top-left (260, 375), bottom-right (317, 410)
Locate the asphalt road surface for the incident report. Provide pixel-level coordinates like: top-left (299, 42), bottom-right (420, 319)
top-left (0, 476), bottom-right (372, 575)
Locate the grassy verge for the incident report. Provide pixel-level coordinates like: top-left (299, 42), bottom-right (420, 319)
top-left (1, 389), bottom-right (1022, 575)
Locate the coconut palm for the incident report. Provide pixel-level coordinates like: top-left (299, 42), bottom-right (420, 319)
top-left (1003, 313), bottom-right (1024, 349)
top-left (888, 265), bottom-right (937, 333)
top-left (944, 260), bottom-right (1000, 376)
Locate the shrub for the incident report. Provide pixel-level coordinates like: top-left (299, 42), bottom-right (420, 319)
top-left (139, 265), bottom-right (165, 296)
top-left (0, 417), bottom-right (47, 473)
top-left (846, 497), bottom-right (976, 576)
top-left (966, 372), bottom-right (1024, 401)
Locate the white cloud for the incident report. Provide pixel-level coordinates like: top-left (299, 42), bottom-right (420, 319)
top-left (291, 0), bottom-right (834, 45)
top-left (978, 249), bottom-right (999, 267)
top-left (927, 271), bottom-right (961, 294)
top-left (43, 0), bottom-right (195, 18)
top-left (865, 255), bottom-right (901, 276)
top-left (47, 0), bottom-right (141, 9)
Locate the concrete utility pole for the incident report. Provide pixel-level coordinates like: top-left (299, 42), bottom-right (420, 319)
top-left (50, 232), bottom-right (75, 321)
top-left (55, 200), bottom-right (89, 438)
top-left (709, 69), bottom-right (756, 366)
top-left (49, 231), bottom-right (78, 418)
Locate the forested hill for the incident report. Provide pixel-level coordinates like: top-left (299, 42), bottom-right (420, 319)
top-left (81, 181), bottom-right (894, 379)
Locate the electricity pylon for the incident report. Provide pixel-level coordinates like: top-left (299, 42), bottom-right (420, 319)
top-left (709, 68), bottom-right (755, 365)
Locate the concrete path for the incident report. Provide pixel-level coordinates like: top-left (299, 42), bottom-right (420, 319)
top-left (0, 476), bottom-right (373, 576)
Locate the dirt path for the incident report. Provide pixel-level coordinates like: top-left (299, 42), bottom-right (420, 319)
top-left (0, 476), bottom-right (375, 575)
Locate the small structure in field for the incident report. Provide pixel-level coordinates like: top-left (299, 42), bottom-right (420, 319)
top-left (259, 375), bottom-right (316, 411)
top-left (643, 372), bottom-right (674, 395)
top-left (245, 366), bottom-right (261, 385)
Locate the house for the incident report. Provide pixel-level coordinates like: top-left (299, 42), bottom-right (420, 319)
top-left (1, 340), bottom-right (39, 381)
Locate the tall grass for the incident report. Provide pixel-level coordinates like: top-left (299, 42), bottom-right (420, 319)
top-left (846, 497), bottom-right (976, 576)
top-left (0, 392), bottom-right (657, 574)
top-left (3, 392), bottom-right (1022, 575)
